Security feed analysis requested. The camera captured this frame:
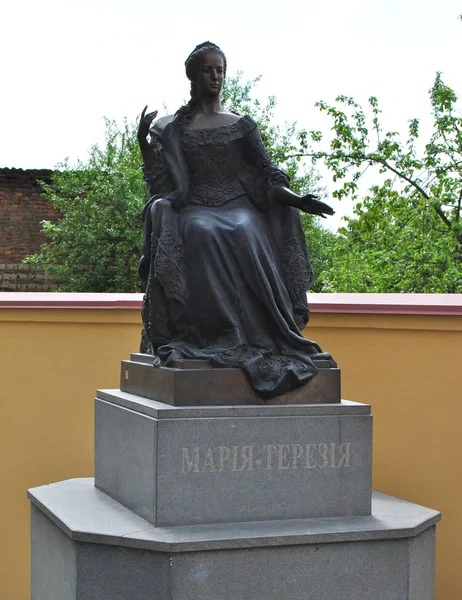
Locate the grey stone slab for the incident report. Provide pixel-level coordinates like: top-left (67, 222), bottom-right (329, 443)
top-left (31, 502), bottom-right (171, 600)
top-left (94, 400), bottom-right (156, 523)
top-left (373, 491), bottom-right (442, 525)
top-left (59, 478), bottom-right (94, 487)
top-left (27, 481), bottom-right (155, 546)
top-left (155, 409), bottom-right (372, 525)
top-left (120, 358), bottom-right (341, 405)
top-left (97, 388), bottom-right (370, 419)
top-left (124, 514), bottom-right (434, 553)
top-left (170, 539), bottom-right (411, 600)
top-left (94, 393), bottom-right (372, 525)
top-left (31, 494), bottom-right (438, 600)
top-left (28, 481), bottom-right (441, 553)
top-left (31, 505), bottom-right (77, 600)
top-left (408, 526), bottom-right (436, 599)
top-left (76, 543), bottom-right (170, 600)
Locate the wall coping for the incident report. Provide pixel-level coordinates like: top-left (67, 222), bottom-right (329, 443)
top-left (0, 292), bottom-right (460, 316)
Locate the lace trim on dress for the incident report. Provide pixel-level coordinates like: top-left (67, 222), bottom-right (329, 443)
top-left (281, 236), bottom-right (314, 302)
top-left (182, 116), bottom-right (256, 145)
top-left (152, 230), bottom-right (188, 305)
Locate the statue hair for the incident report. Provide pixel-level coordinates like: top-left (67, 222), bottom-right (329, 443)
top-left (175, 42), bottom-right (227, 123)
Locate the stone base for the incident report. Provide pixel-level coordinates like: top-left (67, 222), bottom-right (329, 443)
top-left (94, 390), bottom-right (372, 526)
top-left (120, 353), bottom-right (341, 405)
top-left (29, 479), bottom-right (440, 600)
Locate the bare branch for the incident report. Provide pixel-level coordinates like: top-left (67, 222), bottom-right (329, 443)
top-left (306, 150), bottom-right (456, 230)
top-left (372, 157), bottom-right (430, 199)
top-left (441, 130), bottom-right (462, 161)
top-left (433, 204), bottom-right (452, 228)
top-left (425, 160), bottom-right (462, 186)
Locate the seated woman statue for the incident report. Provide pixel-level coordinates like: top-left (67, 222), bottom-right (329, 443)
top-left (137, 41), bottom-right (336, 400)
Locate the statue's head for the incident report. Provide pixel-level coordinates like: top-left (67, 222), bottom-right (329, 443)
top-left (176, 42), bottom-right (227, 122)
top-left (185, 42), bottom-right (227, 81)
top-left (185, 42), bottom-right (226, 99)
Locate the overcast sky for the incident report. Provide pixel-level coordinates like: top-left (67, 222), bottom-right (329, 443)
top-left (1, 0), bottom-right (461, 228)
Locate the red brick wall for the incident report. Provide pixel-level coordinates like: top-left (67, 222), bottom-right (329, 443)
top-left (0, 168), bottom-right (59, 291)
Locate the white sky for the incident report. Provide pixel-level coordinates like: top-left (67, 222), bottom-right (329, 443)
top-left (1, 0), bottom-right (461, 229)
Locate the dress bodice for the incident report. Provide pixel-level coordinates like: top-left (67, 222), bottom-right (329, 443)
top-left (181, 118), bottom-right (251, 207)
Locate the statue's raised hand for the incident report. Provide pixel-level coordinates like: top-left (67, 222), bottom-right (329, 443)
top-left (299, 194), bottom-right (334, 218)
top-left (137, 106), bottom-right (158, 147)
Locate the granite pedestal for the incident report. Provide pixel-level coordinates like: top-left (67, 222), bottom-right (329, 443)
top-left (29, 479), bottom-right (439, 600)
top-left (95, 391), bottom-right (372, 525)
top-left (29, 358), bottom-right (440, 599)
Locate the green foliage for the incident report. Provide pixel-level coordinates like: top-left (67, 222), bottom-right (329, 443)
top-left (222, 73), bottom-right (322, 196)
top-left (308, 73), bottom-right (462, 292)
top-left (26, 119), bottom-right (148, 292)
top-left (28, 74), bottom-right (330, 292)
top-left (299, 214), bottom-right (338, 292)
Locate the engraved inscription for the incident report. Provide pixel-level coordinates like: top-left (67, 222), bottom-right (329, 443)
top-left (181, 443), bottom-right (351, 473)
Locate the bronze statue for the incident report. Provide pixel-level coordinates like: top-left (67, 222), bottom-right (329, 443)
top-left (137, 41), bottom-right (336, 400)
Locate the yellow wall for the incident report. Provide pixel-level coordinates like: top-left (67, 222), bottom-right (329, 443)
top-left (306, 313), bottom-right (462, 600)
top-left (0, 308), bottom-right (142, 600)
top-left (0, 305), bottom-right (460, 600)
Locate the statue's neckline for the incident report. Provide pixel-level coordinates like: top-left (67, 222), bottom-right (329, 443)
top-left (184, 116), bottom-right (249, 132)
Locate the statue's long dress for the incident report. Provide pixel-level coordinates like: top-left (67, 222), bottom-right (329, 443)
top-left (140, 116), bottom-right (335, 399)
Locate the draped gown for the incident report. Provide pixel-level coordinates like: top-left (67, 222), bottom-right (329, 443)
top-left (140, 115), bottom-right (336, 399)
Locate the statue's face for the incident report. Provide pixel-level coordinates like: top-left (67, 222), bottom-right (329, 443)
top-left (195, 52), bottom-right (224, 98)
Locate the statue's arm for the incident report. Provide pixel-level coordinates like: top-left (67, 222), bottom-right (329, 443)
top-left (244, 122), bottom-right (334, 218)
top-left (137, 107), bottom-right (174, 197)
top-left (271, 186), bottom-right (334, 218)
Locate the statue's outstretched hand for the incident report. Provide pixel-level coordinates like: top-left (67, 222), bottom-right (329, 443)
top-left (138, 106), bottom-right (158, 146)
top-left (299, 194), bottom-right (334, 218)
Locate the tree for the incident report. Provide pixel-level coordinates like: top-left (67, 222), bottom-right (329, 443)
top-left (27, 75), bottom-right (330, 292)
top-left (25, 119), bottom-right (147, 292)
top-left (304, 73), bottom-right (462, 292)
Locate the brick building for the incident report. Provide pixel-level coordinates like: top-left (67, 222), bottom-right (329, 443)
top-left (0, 168), bottom-right (59, 291)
